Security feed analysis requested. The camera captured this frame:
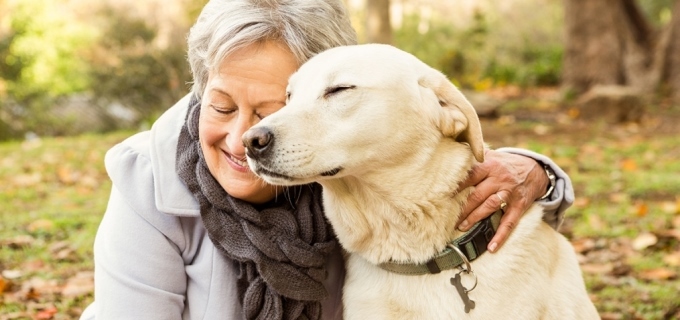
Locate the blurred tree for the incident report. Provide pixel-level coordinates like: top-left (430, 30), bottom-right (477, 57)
top-left (563, 0), bottom-right (680, 101)
top-left (366, 0), bottom-right (392, 44)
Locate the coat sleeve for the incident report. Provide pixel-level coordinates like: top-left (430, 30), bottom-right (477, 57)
top-left (82, 138), bottom-right (189, 319)
top-left (495, 147), bottom-right (575, 230)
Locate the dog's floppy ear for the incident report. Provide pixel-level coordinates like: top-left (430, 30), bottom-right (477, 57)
top-left (419, 69), bottom-right (484, 162)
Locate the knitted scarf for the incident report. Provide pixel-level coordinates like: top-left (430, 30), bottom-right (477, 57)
top-left (176, 96), bottom-right (337, 320)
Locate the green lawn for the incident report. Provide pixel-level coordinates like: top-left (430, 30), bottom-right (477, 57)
top-left (0, 105), bottom-right (679, 318)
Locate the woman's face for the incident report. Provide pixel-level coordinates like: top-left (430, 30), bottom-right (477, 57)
top-left (199, 41), bottom-right (299, 203)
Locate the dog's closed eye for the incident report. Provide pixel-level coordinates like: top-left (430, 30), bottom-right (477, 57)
top-left (324, 85), bottom-right (356, 98)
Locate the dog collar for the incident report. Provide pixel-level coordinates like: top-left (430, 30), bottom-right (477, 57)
top-left (378, 210), bottom-right (502, 275)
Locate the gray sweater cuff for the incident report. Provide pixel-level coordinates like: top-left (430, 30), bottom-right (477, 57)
top-left (495, 147), bottom-right (575, 230)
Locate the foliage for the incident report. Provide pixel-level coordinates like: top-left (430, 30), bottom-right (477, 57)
top-left (393, 3), bottom-right (563, 90)
top-left (0, 0), bottom-right (97, 138)
top-left (84, 4), bottom-right (193, 123)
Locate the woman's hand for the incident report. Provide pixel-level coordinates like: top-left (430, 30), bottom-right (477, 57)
top-left (456, 150), bottom-right (549, 253)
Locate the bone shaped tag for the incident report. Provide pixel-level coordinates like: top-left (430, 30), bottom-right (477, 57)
top-left (451, 273), bottom-right (475, 313)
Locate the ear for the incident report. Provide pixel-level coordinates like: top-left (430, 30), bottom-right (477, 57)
top-left (418, 69), bottom-right (485, 162)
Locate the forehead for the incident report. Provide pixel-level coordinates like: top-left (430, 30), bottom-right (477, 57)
top-left (210, 41), bottom-right (300, 87)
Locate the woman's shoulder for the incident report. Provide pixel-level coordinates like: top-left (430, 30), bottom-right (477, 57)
top-left (105, 94), bottom-right (200, 218)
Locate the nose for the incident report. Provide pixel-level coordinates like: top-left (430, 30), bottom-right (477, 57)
top-left (242, 127), bottom-right (274, 159)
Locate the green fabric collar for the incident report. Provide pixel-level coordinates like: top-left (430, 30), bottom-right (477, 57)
top-left (378, 210), bottom-right (503, 275)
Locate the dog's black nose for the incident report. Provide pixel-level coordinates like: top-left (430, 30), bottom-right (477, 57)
top-left (243, 127), bottom-right (274, 159)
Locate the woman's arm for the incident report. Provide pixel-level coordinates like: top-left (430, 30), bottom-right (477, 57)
top-left (82, 187), bottom-right (187, 319)
top-left (455, 148), bottom-right (574, 252)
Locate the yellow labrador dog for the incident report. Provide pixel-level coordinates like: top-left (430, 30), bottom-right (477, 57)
top-left (243, 44), bottom-right (599, 319)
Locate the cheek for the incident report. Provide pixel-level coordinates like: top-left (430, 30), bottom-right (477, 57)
top-left (198, 113), bottom-right (228, 147)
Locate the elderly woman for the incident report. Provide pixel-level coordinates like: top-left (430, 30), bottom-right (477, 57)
top-left (80, 0), bottom-right (573, 319)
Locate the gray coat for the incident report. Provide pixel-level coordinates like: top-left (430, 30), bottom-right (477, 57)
top-left (81, 94), bottom-right (573, 319)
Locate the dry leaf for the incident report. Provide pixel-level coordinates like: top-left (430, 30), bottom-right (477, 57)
top-left (609, 193), bottom-right (628, 203)
top-left (27, 219), bottom-right (54, 233)
top-left (574, 197), bottom-right (590, 208)
top-left (588, 214), bottom-right (606, 230)
top-left (0, 275), bottom-right (8, 293)
top-left (620, 159), bottom-right (638, 172)
top-left (1, 235), bottom-right (35, 249)
top-left (571, 238), bottom-right (596, 254)
top-left (61, 272), bottom-right (94, 298)
top-left (567, 107), bottom-right (580, 119)
top-left (638, 268), bottom-right (677, 281)
top-left (660, 201), bottom-right (678, 214)
top-left (34, 306), bottom-right (58, 320)
top-left (57, 166), bottom-right (76, 184)
top-left (672, 215), bottom-right (680, 229)
top-left (2, 269), bottom-right (23, 280)
top-left (663, 252), bottom-right (680, 267)
top-left (634, 202), bottom-right (649, 217)
top-left (13, 173), bottom-right (43, 187)
top-left (580, 263), bottom-right (613, 274)
top-left (632, 232), bottom-right (657, 250)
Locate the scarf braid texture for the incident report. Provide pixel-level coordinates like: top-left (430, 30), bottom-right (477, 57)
top-left (176, 96), bottom-right (337, 320)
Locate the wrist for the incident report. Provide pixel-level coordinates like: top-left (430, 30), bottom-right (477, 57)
top-left (538, 164), bottom-right (556, 200)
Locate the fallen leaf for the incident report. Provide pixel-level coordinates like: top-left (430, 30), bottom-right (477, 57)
top-left (34, 306), bottom-right (58, 320)
top-left (57, 166), bottom-right (80, 185)
top-left (567, 107), bottom-right (580, 119)
top-left (27, 219), bottom-right (54, 233)
top-left (0, 275), bottom-right (8, 292)
top-left (663, 252), bottom-right (680, 266)
top-left (571, 238), bottom-right (596, 254)
top-left (580, 263), bottom-right (613, 274)
top-left (574, 197), bottom-right (590, 208)
top-left (660, 201), bottom-right (678, 214)
top-left (620, 159), bottom-right (638, 172)
top-left (588, 214), bottom-right (606, 230)
top-left (634, 202), bottom-right (648, 217)
top-left (600, 312), bottom-right (623, 320)
top-left (61, 271), bottom-right (94, 298)
top-left (638, 268), bottom-right (677, 281)
top-left (2, 269), bottom-right (23, 279)
top-left (632, 232), bottom-right (657, 250)
top-left (609, 193), bottom-right (628, 203)
top-left (673, 215), bottom-right (680, 229)
top-left (1, 234), bottom-right (35, 249)
top-left (12, 173), bottom-right (43, 187)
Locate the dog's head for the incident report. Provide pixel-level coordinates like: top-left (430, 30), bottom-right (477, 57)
top-left (243, 44), bottom-right (484, 186)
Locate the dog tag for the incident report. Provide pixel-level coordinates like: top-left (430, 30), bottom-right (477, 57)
top-left (450, 272), bottom-right (475, 313)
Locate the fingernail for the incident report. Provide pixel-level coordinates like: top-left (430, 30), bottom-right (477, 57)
top-left (488, 242), bottom-right (498, 253)
top-left (458, 220), bottom-right (469, 230)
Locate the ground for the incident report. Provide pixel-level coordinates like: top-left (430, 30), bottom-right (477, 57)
top-left (0, 87), bottom-right (679, 319)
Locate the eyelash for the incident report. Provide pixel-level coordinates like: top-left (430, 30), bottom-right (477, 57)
top-left (211, 105), bottom-right (265, 119)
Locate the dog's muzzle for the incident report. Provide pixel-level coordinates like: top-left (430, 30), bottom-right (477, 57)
top-left (243, 126), bottom-right (274, 160)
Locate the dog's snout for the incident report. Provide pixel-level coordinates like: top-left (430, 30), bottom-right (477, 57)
top-left (243, 127), bottom-right (274, 159)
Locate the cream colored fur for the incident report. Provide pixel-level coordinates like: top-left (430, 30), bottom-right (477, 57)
top-left (245, 44), bottom-right (599, 319)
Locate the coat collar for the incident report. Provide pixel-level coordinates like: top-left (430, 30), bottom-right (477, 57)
top-left (149, 94), bottom-right (201, 217)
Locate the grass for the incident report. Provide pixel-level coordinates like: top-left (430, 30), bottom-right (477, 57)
top-left (0, 97), bottom-right (679, 318)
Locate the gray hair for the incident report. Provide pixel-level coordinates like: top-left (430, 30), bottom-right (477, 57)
top-left (187, 0), bottom-right (358, 98)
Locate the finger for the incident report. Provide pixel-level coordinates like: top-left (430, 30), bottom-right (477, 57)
top-left (456, 164), bottom-right (488, 192)
top-left (487, 205), bottom-right (522, 253)
top-left (458, 189), bottom-right (505, 231)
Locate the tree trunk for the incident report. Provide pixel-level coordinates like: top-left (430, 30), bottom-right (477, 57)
top-left (563, 0), bottom-right (678, 100)
top-left (664, 0), bottom-right (680, 100)
top-left (366, 0), bottom-right (392, 44)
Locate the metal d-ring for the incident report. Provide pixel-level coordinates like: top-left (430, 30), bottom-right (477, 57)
top-left (447, 244), bottom-right (478, 292)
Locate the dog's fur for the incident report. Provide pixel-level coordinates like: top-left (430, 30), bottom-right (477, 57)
top-left (244, 44), bottom-right (599, 319)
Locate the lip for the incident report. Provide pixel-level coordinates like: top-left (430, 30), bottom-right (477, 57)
top-left (222, 150), bottom-right (249, 173)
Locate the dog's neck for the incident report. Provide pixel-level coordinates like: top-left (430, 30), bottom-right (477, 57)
top-left (319, 141), bottom-right (476, 265)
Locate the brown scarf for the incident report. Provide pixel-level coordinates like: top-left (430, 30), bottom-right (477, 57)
top-left (176, 96), bottom-right (337, 320)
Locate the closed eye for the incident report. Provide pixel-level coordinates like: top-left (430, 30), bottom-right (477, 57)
top-left (324, 85), bottom-right (356, 98)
